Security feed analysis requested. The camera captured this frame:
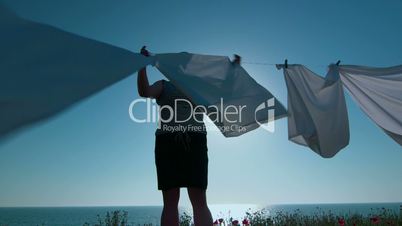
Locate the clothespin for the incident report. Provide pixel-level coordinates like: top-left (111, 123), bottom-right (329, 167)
top-left (232, 54), bottom-right (241, 65)
top-left (140, 46), bottom-right (150, 57)
top-left (336, 60), bottom-right (341, 66)
top-left (284, 59), bottom-right (288, 68)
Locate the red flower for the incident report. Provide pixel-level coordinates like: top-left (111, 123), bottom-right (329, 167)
top-left (370, 216), bottom-right (380, 224)
top-left (232, 220), bottom-right (239, 225)
top-left (219, 218), bottom-right (224, 223)
top-left (242, 218), bottom-right (250, 225)
top-left (338, 218), bottom-right (345, 226)
top-left (213, 220), bottom-right (219, 225)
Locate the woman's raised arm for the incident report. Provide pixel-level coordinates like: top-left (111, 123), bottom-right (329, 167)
top-left (137, 46), bottom-right (163, 99)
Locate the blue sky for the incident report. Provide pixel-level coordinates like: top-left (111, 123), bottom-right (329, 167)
top-left (0, 0), bottom-right (402, 207)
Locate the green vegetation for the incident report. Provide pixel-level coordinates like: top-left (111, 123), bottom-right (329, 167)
top-left (83, 207), bottom-right (402, 226)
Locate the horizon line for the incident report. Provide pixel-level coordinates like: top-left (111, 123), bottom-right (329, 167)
top-left (1, 201), bottom-right (401, 208)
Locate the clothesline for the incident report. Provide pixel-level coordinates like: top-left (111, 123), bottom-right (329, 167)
top-left (242, 61), bottom-right (336, 68)
top-left (242, 61), bottom-right (277, 66)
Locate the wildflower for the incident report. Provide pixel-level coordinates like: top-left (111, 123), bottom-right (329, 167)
top-left (370, 216), bottom-right (380, 224)
top-left (219, 218), bottom-right (224, 224)
top-left (338, 218), bottom-right (345, 226)
top-left (232, 220), bottom-right (239, 225)
top-left (242, 218), bottom-right (250, 225)
top-left (213, 219), bottom-right (219, 225)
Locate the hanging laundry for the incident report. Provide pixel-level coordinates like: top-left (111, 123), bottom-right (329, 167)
top-left (1, 4), bottom-right (286, 140)
top-left (339, 65), bottom-right (402, 145)
top-left (155, 53), bottom-right (287, 137)
top-left (277, 64), bottom-right (349, 158)
top-left (0, 4), bottom-right (153, 139)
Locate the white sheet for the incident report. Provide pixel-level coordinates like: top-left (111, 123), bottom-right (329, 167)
top-left (339, 65), bottom-right (402, 145)
top-left (0, 5), bottom-right (153, 139)
top-left (277, 64), bottom-right (350, 158)
top-left (155, 53), bottom-right (287, 137)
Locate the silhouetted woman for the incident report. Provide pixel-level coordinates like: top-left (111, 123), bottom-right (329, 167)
top-left (137, 46), bottom-right (213, 226)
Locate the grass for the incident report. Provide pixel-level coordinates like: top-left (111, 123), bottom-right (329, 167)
top-left (83, 207), bottom-right (402, 226)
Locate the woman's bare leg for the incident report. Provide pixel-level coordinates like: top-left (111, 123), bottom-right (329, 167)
top-left (161, 188), bottom-right (180, 226)
top-left (187, 187), bottom-right (213, 226)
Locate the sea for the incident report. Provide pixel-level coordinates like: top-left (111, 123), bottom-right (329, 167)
top-left (0, 203), bottom-right (401, 226)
